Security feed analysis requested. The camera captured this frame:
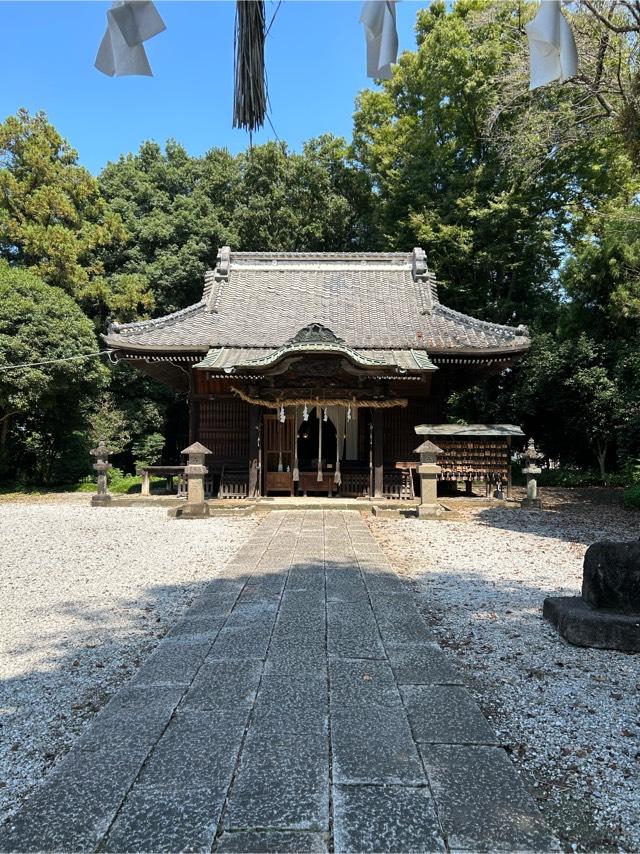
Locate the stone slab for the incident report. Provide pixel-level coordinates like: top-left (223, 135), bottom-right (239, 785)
top-left (327, 602), bottom-right (385, 659)
top-left (401, 685), bottom-right (499, 745)
top-left (331, 705), bottom-right (425, 785)
top-left (182, 660), bottom-right (263, 711)
top-left (139, 710), bottom-right (248, 789)
top-left (188, 588), bottom-right (244, 613)
top-left (333, 784), bottom-right (444, 853)
top-left (75, 684), bottom-right (185, 753)
top-left (370, 596), bottom-right (436, 646)
top-left (252, 673), bottom-right (328, 735)
top-left (217, 831), bottom-right (328, 852)
top-left (104, 783), bottom-right (226, 853)
top-left (376, 612), bottom-right (435, 646)
top-left (165, 614), bottom-right (226, 640)
top-left (209, 625), bottom-right (273, 660)
top-left (325, 568), bottom-right (368, 602)
top-left (421, 744), bottom-right (559, 851)
top-left (129, 638), bottom-right (211, 687)
top-left (329, 659), bottom-right (399, 707)
top-left (544, 596), bottom-right (640, 652)
top-left (387, 643), bottom-right (464, 685)
top-left (0, 748), bottom-right (144, 852)
top-left (225, 731), bottom-right (330, 831)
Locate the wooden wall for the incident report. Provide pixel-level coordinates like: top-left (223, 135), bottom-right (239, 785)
top-left (190, 387), bottom-right (446, 467)
top-left (193, 398), bottom-right (249, 461)
top-left (382, 398), bottom-right (444, 463)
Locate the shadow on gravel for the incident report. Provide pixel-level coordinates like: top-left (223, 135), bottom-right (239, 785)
top-left (473, 489), bottom-right (638, 546)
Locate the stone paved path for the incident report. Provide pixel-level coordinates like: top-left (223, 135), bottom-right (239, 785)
top-left (0, 511), bottom-right (558, 853)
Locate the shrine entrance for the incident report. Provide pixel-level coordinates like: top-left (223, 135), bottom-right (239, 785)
top-left (296, 409), bottom-right (338, 496)
top-left (262, 406), bottom-right (366, 498)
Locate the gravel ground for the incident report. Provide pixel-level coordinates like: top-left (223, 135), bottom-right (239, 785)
top-left (369, 489), bottom-right (640, 853)
top-left (0, 500), bottom-right (256, 823)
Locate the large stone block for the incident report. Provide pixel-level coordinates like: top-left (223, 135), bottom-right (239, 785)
top-left (543, 596), bottom-right (640, 652)
top-left (582, 540), bottom-right (640, 612)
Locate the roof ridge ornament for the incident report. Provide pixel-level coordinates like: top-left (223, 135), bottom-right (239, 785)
top-left (290, 323), bottom-right (344, 345)
top-left (412, 247), bottom-right (428, 281)
top-left (216, 246), bottom-right (231, 280)
top-left (412, 247), bottom-right (434, 315)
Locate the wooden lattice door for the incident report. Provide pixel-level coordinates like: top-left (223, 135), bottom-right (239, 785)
top-left (263, 413), bottom-right (295, 495)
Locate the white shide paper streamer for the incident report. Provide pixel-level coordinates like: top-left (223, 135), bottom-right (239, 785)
top-left (96, 1), bottom-right (166, 78)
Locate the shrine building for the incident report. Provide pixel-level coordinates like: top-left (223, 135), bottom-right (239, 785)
top-left (103, 248), bottom-right (529, 500)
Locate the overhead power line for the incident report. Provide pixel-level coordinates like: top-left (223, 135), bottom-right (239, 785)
top-left (0, 350), bottom-right (114, 373)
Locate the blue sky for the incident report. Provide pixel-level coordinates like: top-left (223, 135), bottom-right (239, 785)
top-left (0, 1), bottom-right (422, 173)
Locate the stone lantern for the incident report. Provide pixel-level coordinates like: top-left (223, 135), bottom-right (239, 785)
top-left (169, 441), bottom-right (212, 518)
top-left (521, 438), bottom-right (543, 509)
top-left (414, 440), bottom-right (443, 518)
top-left (90, 440), bottom-right (112, 507)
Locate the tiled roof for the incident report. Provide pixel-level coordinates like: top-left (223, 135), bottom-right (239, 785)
top-left (104, 248), bottom-right (530, 357)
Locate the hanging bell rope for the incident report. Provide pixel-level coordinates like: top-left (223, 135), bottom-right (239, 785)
top-left (317, 405), bottom-right (323, 483)
top-left (230, 387), bottom-right (407, 409)
top-left (233, 0), bottom-right (267, 133)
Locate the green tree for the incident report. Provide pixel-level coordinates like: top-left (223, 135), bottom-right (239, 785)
top-left (352, 0), bottom-right (631, 327)
top-left (0, 109), bottom-right (135, 318)
top-left (99, 140), bottom-right (239, 315)
top-left (515, 334), bottom-right (626, 478)
top-left (0, 262), bottom-right (106, 482)
top-left (98, 136), bottom-right (374, 316)
top-left (233, 137), bottom-right (374, 253)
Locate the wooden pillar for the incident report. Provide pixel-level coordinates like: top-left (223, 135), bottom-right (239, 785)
top-left (373, 409), bottom-right (383, 498)
top-left (248, 405), bottom-right (261, 498)
top-left (188, 369), bottom-right (199, 444)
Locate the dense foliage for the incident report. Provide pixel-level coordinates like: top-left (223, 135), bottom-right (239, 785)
top-left (0, 263), bottom-right (106, 482)
top-left (0, 0), bottom-right (638, 487)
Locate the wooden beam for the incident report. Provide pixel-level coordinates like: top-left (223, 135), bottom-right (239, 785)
top-left (373, 409), bottom-right (383, 498)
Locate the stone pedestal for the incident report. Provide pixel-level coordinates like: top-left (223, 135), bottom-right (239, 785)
top-left (544, 539), bottom-right (640, 652)
top-left (521, 470), bottom-right (542, 508)
top-left (414, 440), bottom-right (443, 518)
top-left (168, 441), bottom-right (212, 519)
top-left (90, 440), bottom-right (112, 508)
top-left (521, 438), bottom-right (543, 509)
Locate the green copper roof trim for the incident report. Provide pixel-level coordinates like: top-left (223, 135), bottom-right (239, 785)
top-left (234, 340), bottom-right (390, 370)
top-left (410, 349), bottom-right (437, 371)
top-left (193, 348), bottom-right (224, 369)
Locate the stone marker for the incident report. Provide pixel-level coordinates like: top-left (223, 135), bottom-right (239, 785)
top-left (520, 437), bottom-right (543, 509)
top-left (544, 539), bottom-right (640, 652)
top-left (582, 540), bottom-right (640, 612)
top-left (90, 440), bottom-right (112, 507)
top-left (168, 441), bottom-right (211, 519)
top-left (414, 440), bottom-right (443, 518)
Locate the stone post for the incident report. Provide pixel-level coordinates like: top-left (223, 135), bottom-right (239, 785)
top-left (90, 440), bottom-right (112, 507)
top-left (169, 441), bottom-right (212, 518)
top-left (414, 440), bottom-right (443, 518)
top-left (521, 438), bottom-right (543, 509)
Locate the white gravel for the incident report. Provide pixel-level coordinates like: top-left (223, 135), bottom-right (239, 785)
top-left (0, 500), bottom-right (256, 823)
top-left (370, 490), bottom-right (640, 853)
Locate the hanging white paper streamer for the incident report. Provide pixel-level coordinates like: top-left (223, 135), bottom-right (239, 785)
top-left (525, 1), bottom-right (578, 90)
top-left (360, 0), bottom-right (398, 80)
top-left (96, 1), bottom-right (166, 78)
